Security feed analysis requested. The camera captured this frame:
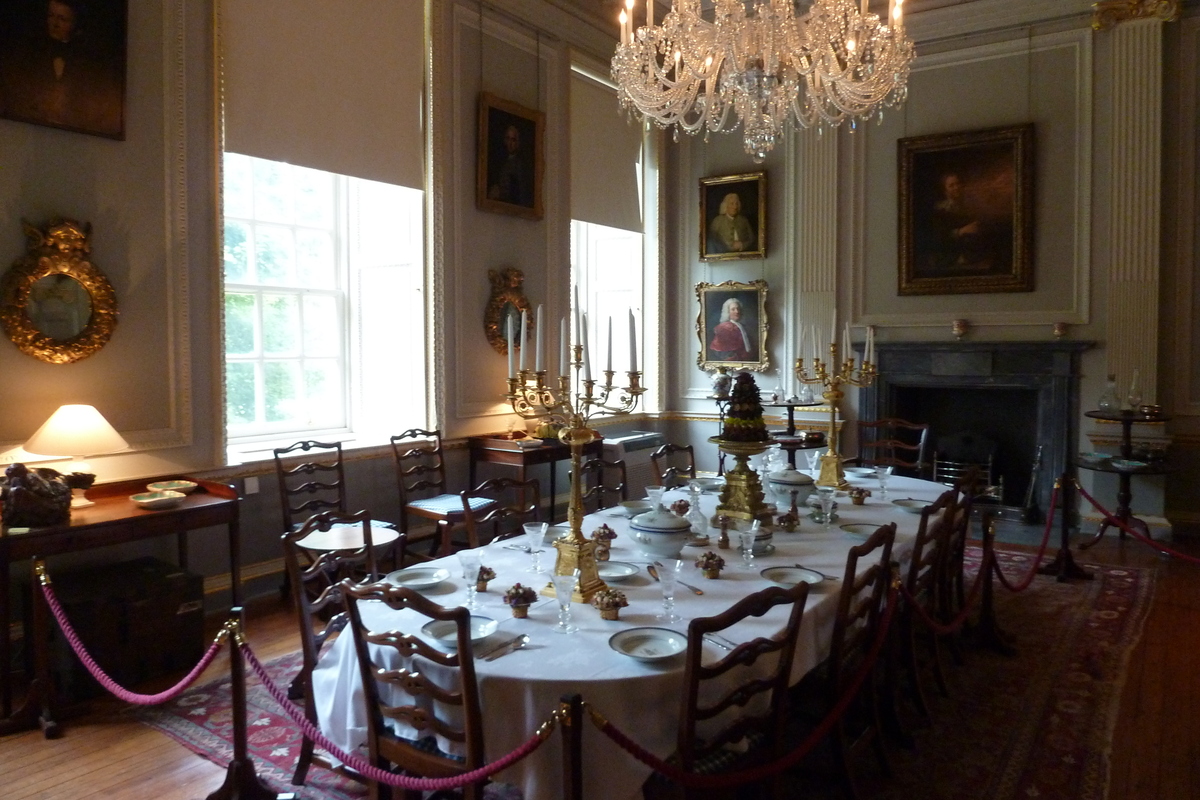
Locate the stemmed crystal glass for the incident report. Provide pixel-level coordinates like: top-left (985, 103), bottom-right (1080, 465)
top-left (738, 529), bottom-right (756, 571)
top-left (816, 487), bottom-right (836, 530)
top-left (456, 550), bottom-right (482, 610)
top-left (550, 572), bottom-right (579, 634)
top-left (655, 559), bottom-right (682, 623)
top-left (646, 485), bottom-right (665, 507)
top-left (874, 465), bottom-right (893, 499)
top-left (523, 521), bottom-right (549, 573)
top-left (806, 450), bottom-right (821, 477)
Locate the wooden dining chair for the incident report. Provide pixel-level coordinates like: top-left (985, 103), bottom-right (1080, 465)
top-left (458, 477), bottom-right (541, 550)
top-left (827, 522), bottom-right (897, 800)
top-left (575, 456), bottom-right (628, 513)
top-left (937, 490), bottom-right (975, 666)
top-left (854, 419), bottom-right (931, 479)
top-left (651, 443), bottom-right (697, 489)
top-left (282, 510), bottom-right (404, 787)
top-left (391, 429), bottom-right (495, 560)
top-left (647, 582), bottom-right (811, 800)
top-left (342, 580), bottom-right (503, 800)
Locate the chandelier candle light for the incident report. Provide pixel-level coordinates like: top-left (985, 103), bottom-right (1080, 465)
top-left (505, 299), bottom-right (644, 603)
top-left (794, 317), bottom-right (875, 489)
top-left (612, 0), bottom-right (914, 160)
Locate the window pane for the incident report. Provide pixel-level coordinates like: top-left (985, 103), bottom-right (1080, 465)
top-left (224, 293), bottom-right (257, 355)
top-left (264, 361), bottom-right (300, 423)
top-left (304, 360), bottom-right (344, 424)
top-left (255, 225), bottom-right (296, 285)
top-left (225, 362), bottom-right (258, 425)
top-left (294, 165), bottom-right (335, 228)
top-left (302, 295), bottom-right (340, 356)
top-left (224, 220), bottom-right (252, 282)
top-left (223, 153), bottom-right (254, 218)
top-left (252, 159), bottom-right (294, 223)
top-left (262, 295), bottom-right (300, 354)
top-left (296, 229), bottom-right (336, 288)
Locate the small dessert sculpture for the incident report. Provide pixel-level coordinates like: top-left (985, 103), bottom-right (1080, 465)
top-left (590, 587), bottom-right (629, 620)
top-left (503, 583), bottom-right (537, 617)
top-left (670, 499), bottom-right (691, 517)
top-left (847, 487), bottom-right (871, 505)
top-left (721, 372), bottom-right (772, 443)
top-left (695, 551), bottom-right (726, 579)
top-left (591, 524), bottom-right (618, 561)
top-left (776, 511), bottom-right (800, 532)
top-left (476, 565), bottom-right (496, 591)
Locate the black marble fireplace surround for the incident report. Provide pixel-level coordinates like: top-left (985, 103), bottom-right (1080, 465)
top-left (860, 341), bottom-right (1093, 513)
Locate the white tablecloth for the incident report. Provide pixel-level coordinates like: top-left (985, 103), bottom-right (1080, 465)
top-left (312, 475), bottom-right (948, 800)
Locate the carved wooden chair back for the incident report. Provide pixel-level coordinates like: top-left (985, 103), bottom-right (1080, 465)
top-left (391, 428), bottom-right (492, 558)
top-left (651, 443), bottom-right (697, 489)
top-left (273, 440), bottom-right (349, 534)
top-left (577, 457), bottom-right (628, 512)
top-left (343, 580), bottom-right (487, 800)
top-left (856, 418), bottom-right (931, 479)
top-left (460, 477), bottom-right (541, 549)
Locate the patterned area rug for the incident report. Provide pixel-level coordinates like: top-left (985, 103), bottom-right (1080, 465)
top-left (133, 547), bottom-right (1153, 800)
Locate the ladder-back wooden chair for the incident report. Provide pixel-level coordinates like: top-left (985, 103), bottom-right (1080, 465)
top-left (576, 456), bottom-right (628, 513)
top-left (651, 443), bottom-right (697, 489)
top-left (458, 477), bottom-right (541, 550)
top-left (854, 419), bottom-right (931, 479)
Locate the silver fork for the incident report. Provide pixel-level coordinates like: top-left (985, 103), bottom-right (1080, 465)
top-left (703, 633), bottom-right (738, 651)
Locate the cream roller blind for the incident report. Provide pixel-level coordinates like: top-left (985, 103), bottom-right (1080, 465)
top-left (570, 71), bottom-right (643, 233)
top-left (222, 0), bottom-right (424, 189)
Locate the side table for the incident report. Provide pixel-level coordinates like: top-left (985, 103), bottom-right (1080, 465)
top-left (762, 400), bottom-right (823, 468)
top-left (1078, 409), bottom-right (1171, 548)
top-left (468, 436), bottom-right (603, 523)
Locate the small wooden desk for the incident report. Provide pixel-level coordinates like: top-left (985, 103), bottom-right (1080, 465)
top-left (0, 476), bottom-right (242, 737)
top-left (468, 436), bottom-right (603, 522)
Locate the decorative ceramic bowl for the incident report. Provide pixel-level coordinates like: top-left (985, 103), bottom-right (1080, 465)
top-left (147, 479), bottom-right (198, 495)
top-left (629, 506), bottom-right (692, 559)
top-left (1077, 452), bottom-right (1111, 468)
top-left (130, 490), bottom-right (186, 510)
top-left (619, 500), bottom-right (652, 516)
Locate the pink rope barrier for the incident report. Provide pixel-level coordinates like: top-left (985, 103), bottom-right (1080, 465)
top-left (588, 584), bottom-right (901, 790)
top-left (1074, 480), bottom-right (1200, 566)
top-left (39, 579), bottom-right (223, 705)
top-left (990, 482), bottom-right (1060, 593)
top-left (240, 642), bottom-right (554, 791)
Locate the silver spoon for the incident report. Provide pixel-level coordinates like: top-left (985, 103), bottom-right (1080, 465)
top-left (794, 563), bottom-right (840, 581)
top-left (646, 564), bottom-right (704, 595)
top-left (484, 634), bottom-right (530, 661)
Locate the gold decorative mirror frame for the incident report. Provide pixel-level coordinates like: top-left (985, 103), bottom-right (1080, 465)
top-left (0, 219), bottom-right (118, 364)
top-left (484, 267), bottom-right (532, 355)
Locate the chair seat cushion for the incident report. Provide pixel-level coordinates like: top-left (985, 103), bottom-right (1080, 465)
top-left (408, 494), bottom-right (496, 517)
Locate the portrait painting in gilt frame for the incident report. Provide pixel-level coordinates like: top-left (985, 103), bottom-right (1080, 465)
top-left (696, 279), bottom-right (769, 372)
top-left (700, 172), bottom-right (766, 262)
top-left (477, 92), bottom-right (545, 221)
top-left (0, 0), bottom-right (127, 139)
top-left (898, 124), bottom-right (1034, 296)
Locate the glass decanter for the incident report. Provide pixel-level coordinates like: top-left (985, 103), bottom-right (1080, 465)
top-left (1097, 375), bottom-right (1120, 413)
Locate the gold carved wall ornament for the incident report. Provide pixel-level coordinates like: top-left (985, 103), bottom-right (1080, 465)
top-left (484, 267), bottom-right (532, 356)
top-left (1092, 0), bottom-right (1180, 31)
top-left (0, 219), bottom-right (118, 364)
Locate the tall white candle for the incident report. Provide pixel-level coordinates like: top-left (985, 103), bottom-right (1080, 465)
top-left (629, 310), bottom-right (638, 372)
top-left (647, 0), bottom-right (653, 28)
top-left (844, 322), bottom-right (851, 361)
top-left (574, 285), bottom-right (582, 345)
top-left (810, 324), bottom-right (818, 361)
top-left (506, 314), bottom-right (515, 379)
top-left (582, 313), bottom-right (592, 382)
top-left (830, 311), bottom-right (837, 357)
top-left (867, 326), bottom-right (874, 364)
top-left (518, 309), bottom-right (527, 372)
top-left (797, 326), bottom-right (805, 363)
top-left (606, 317), bottom-right (613, 373)
top-left (560, 317), bottom-right (568, 377)
top-left (535, 305), bottom-right (544, 373)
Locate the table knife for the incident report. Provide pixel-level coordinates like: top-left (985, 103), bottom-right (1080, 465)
top-left (475, 633), bottom-right (524, 660)
top-left (484, 634), bottom-right (529, 661)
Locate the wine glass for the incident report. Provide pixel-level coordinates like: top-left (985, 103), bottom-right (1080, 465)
top-left (874, 465), bottom-right (893, 499)
top-left (550, 572), bottom-right (579, 634)
top-left (738, 529), bottom-right (756, 571)
top-left (816, 487), bottom-right (836, 530)
top-left (523, 521), bottom-right (549, 573)
top-left (645, 485), bottom-right (665, 507)
top-left (456, 550), bottom-right (482, 610)
top-left (806, 450), bottom-right (821, 477)
top-left (655, 559), bottom-right (682, 623)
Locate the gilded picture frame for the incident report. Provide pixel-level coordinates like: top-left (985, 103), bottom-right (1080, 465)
top-left (483, 267), bottom-right (532, 356)
top-left (898, 124), bottom-right (1035, 296)
top-left (696, 279), bottom-right (769, 372)
top-left (700, 172), bottom-right (766, 261)
top-left (477, 92), bottom-right (545, 220)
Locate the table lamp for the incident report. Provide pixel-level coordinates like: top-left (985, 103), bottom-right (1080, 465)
top-left (24, 404), bottom-right (130, 508)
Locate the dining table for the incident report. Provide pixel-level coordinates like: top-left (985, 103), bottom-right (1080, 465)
top-left (312, 472), bottom-right (951, 800)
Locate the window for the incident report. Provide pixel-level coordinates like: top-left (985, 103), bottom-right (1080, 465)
top-left (571, 220), bottom-right (644, 374)
top-left (222, 152), bottom-right (425, 458)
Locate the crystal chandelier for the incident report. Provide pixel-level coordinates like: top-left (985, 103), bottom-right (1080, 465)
top-left (612, 0), bottom-right (914, 160)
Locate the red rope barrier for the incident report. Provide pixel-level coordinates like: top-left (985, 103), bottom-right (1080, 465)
top-left (1074, 480), bottom-right (1200, 566)
top-left (898, 544), bottom-right (990, 636)
top-left (588, 584), bottom-right (901, 790)
top-left (240, 642), bottom-right (554, 791)
top-left (39, 580), bottom-right (223, 705)
top-left (990, 482), bottom-right (1060, 593)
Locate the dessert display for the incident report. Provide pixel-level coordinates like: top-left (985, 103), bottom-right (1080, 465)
top-left (720, 372), bottom-right (770, 442)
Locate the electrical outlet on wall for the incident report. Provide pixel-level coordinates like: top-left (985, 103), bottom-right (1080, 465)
top-left (244, 476), bottom-right (260, 495)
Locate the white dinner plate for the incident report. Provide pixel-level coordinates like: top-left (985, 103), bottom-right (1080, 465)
top-left (608, 627), bottom-right (687, 661)
top-left (760, 566), bottom-right (824, 586)
top-left (691, 477), bottom-right (724, 493)
top-left (619, 500), bottom-right (652, 516)
top-left (597, 561), bottom-right (639, 582)
top-left (839, 523), bottom-right (878, 539)
top-left (843, 467), bottom-right (875, 477)
top-left (891, 499), bottom-right (929, 514)
top-left (421, 616), bottom-right (498, 648)
top-left (385, 567), bottom-right (450, 590)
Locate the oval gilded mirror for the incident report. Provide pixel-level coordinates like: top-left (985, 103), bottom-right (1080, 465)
top-left (0, 219), bottom-right (118, 364)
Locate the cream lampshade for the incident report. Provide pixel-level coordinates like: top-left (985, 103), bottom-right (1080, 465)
top-left (24, 404), bottom-right (130, 508)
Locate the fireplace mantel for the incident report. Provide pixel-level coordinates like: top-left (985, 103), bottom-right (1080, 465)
top-left (862, 341), bottom-right (1094, 514)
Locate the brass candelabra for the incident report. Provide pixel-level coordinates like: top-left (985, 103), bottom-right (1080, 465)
top-left (795, 341), bottom-right (875, 489)
top-left (505, 352), bottom-right (643, 602)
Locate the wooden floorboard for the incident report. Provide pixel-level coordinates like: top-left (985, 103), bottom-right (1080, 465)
top-left (1, 533), bottom-right (1198, 798)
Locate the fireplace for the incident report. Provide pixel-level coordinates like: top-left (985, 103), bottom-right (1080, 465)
top-left (860, 341), bottom-right (1092, 516)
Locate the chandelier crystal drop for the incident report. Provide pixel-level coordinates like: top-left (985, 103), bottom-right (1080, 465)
top-left (612, 0), bottom-right (914, 160)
